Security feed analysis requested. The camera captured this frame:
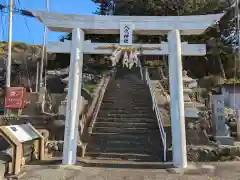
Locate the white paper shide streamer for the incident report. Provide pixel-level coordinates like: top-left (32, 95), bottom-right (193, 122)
top-left (122, 51), bottom-right (129, 68)
top-left (133, 51), bottom-right (140, 67)
top-left (128, 51), bottom-right (134, 69)
top-left (109, 48), bottom-right (140, 69)
top-left (110, 48), bottom-right (122, 66)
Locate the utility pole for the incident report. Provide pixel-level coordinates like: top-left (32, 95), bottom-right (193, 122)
top-left (6, 0), bottom-right (13, 88)
top-left (5, 0), bottom-right (14, 115)
top-left (237, 0), bottom-right (240, 74)
top-left (233, 0), bottom-right (240, 110)
top-left (39, 0), bottom-right (49, 91)
top-left (35, 61), bottom-right (39, 92)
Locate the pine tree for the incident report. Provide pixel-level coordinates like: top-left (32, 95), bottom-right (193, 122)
top-left (58, 0), bottom-right (237, 78)
top-left (92, 0), bottom-right (113, 15)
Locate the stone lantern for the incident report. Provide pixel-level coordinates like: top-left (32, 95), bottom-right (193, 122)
top-left (182, 70), bottom-right (199, 118)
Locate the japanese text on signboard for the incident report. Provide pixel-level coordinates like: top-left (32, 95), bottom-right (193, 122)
top-left (123, 26), bottom-right (130, 44)
top-left (120, 23), bottom-right (133, 46)
top-left (4, 87), bottom-right (26, 109)
top-left (212, 95), bottom-right (225, 136)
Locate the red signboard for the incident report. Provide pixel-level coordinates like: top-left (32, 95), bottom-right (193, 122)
top-left (4, 87), bottom-right (26, 109)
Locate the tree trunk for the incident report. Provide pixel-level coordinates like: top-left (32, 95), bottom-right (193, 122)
top-left (218, 55), bottom-right (226, 79)
top-left (162, 55), bottom-right (168, 76)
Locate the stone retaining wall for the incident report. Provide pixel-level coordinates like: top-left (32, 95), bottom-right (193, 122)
top-left (187, 145), bottom-right (240, 162)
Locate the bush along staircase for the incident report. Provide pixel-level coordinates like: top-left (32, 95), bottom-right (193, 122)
top-left (84, 67), bottom-right (166, 165)
top-left (227, 117), bottom-right (237, 138)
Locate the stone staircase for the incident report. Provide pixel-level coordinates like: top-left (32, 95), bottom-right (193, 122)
top-left (84, 67), bottom-right (164, 163)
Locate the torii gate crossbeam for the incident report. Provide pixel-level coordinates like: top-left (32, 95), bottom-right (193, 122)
top-left (32, 11), bottom-right (223, 35)
top-left (47, 41), bottom-right (206, 56)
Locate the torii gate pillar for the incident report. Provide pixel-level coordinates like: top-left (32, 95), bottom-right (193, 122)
top-left (62, 28), bottom-right (84, 165)
top-left (168, 30), bottom-right (187, 168)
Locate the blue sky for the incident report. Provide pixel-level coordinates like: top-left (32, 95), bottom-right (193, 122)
top-left (0, 0), bottom-right (97, 44)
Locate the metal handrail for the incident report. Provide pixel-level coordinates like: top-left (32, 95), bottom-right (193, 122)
top-left (145, 68), bottom-right (167, 162)
top-left (138, 60), bottom-right (143, 80)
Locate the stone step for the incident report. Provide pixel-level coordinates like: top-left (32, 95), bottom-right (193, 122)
top-left (105, 89), bottom-right (149, 93)
top-left (98, 109), bottom-right (154, 114)
top-left (92, 127), bottom-right (158, 134)
top-left (102, 100), bottom-right (152, 103)
top-left (102, 98), bottom-right (151, 104)
top-left (98, 107), bottom-right (153, 112)
top-left (84, 152), bottom-right (162, 162)
top-left (105, 95), bottom-right (150, 98)
top-left (99, 106), bottom-right (153, 110)
top-left (103, 97), bottom-right (151, 101)
top-left (88, 131), bottom-right (162, 142)
top-left (90, 132), bottom-right (161, 141)
top-left (109, 80), bottom-right (144, 83)
top-left (106, 88), bottom-right (148, 91)
top-left (107, 86), bottom-right (147, 89)
top-left (99, 107), bottom-right (153, 110)
top-left (100, 102), bottom-right (152, 106)
top-left (87, 139), bottom-right (162, 150)
top-left (107, 89), bottom-right (147, 91)
top-left (107, 85), bottom-right (147, 88)
top-left (86, 138), bottom-right (162, 150)
top-left (106, 98), bottom-right (151, 101)
top-left (105, 87), bottom-right (149, 90)
top-left (94, 122), bottom-right (158, 129)
top-left (101, 103), bottom-right (152, 107)
top-left (103, 97), bottom-right (152, 103)
top-left (105, 92), bottom-right (150, 95)
top-left (97, 113), bottom-right (156, 118)
top-left (96, 117), bottom-right (157, 124)
top-left (86, 145), bottom-right (162, 155)
top-left (107, 87), bottom-right (147, 90)
top-left (88, 138), bottom-right (159, 145)
top-left (77, 158), bottom-right (169, 168)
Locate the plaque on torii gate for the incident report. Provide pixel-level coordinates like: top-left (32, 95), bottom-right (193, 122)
top-left (31, 10), bottom-right (223, 168)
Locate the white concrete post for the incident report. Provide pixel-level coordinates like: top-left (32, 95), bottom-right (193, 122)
top-left (63, 28), bottom-right (84, 165)
top-left (236, 110), bottom-right (240, 140)
top-left (72, 29), bottom-right (85, 164)
top-left (168, 29), bottom-right (187, 168)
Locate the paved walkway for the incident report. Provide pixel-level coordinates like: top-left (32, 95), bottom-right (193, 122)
top-left (16, 162), bottom-right (240, 180)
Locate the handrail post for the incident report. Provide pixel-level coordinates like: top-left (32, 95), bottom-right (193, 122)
top-left (139, 62), bottom-right (143, 80)
top-left (164, 132), bottom-right (167, 162)
top-left (145, 68), bottom-right (148, 84)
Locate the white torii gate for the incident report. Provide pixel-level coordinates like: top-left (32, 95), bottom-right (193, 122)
top-left (32, 10), bottom-right (223, 168)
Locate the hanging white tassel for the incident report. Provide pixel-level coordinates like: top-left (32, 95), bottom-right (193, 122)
top-left (133, 51), bottom-right (140, 67)
top-left (112, 48), bottom-right (119, 57)
top-left (110, 56), bottom-right (117, 66)
top-left (115, 49), bottom-right (122, 64)
top-left (110, 49), bottom-right (122, 66)
top-left (128, 51), bottom-right (134, 69)
top-left (122, 51), bottom-right (129, 68)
